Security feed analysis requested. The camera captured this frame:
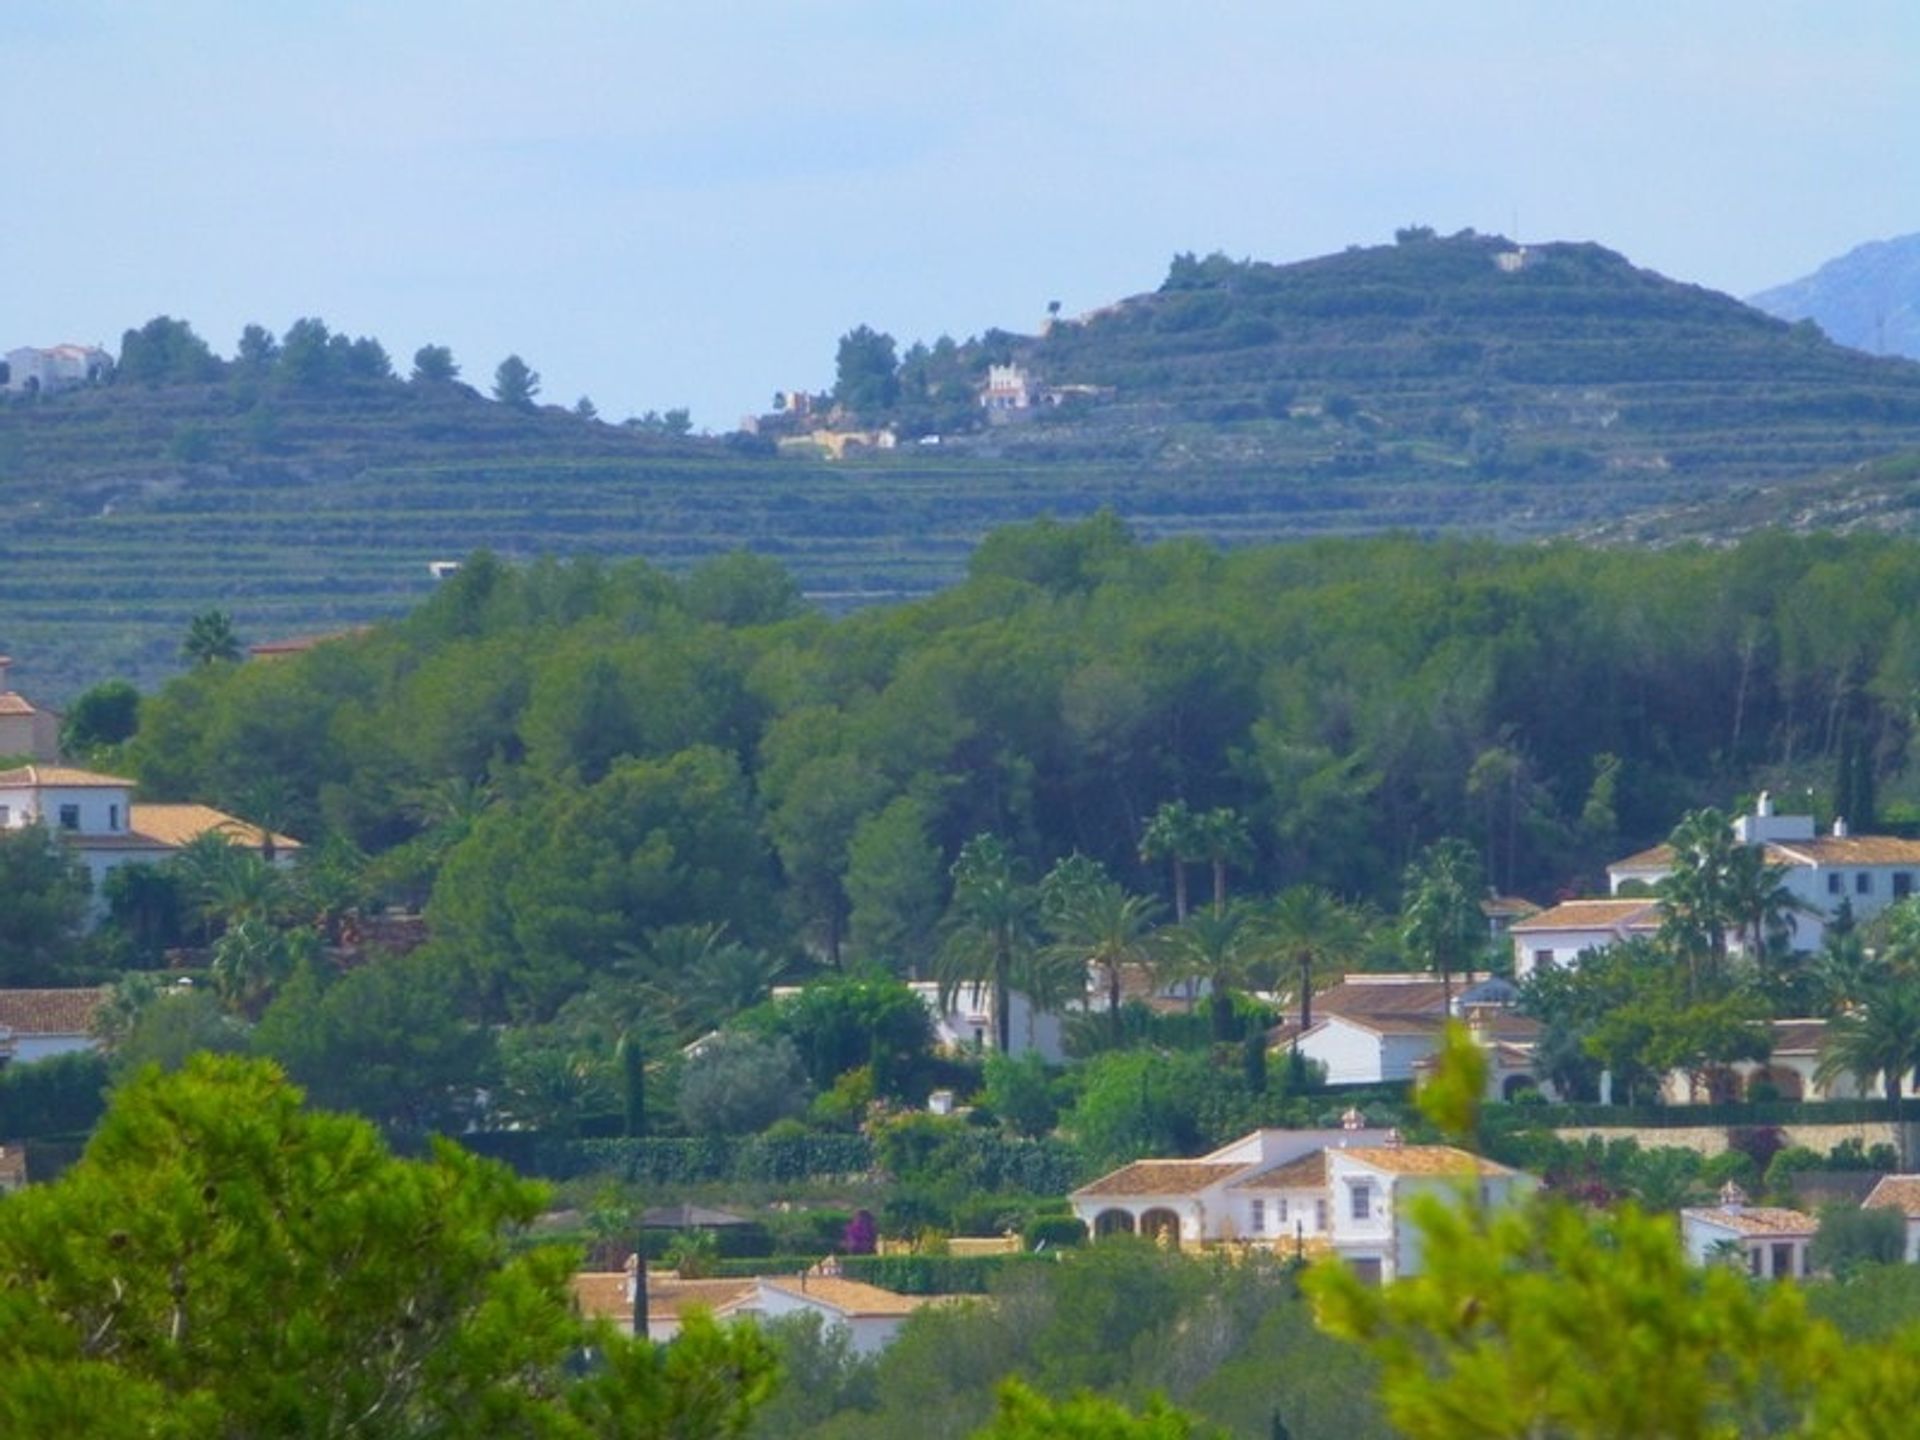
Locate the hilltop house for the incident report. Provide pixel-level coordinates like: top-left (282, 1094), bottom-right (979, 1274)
top-left (0, 765), bottom-right (299, 922)
top-left (3, 343), bottom-right (111, 395)
top-left (1609, 794), bottom-right (1920, 952)
top-left (0, 657), bottom-right (61, 763)
top-left (1070, 1122), bottom-right (1534, 1283)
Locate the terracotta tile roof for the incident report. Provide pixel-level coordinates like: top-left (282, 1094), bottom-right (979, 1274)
top-left (1682, 1205), bottom-right (1816, 1237)
top-left (1304, 974), bottom-right (1494, 1020)
top-left (570, 1272), bottom-right (634, 1324)
top-left (1481, 896), bottom-right (1541, 920)
top-left (0, 693), bottom-right (49, 717)
top-left (1075, 1160), bottom-right (1247, 1198)
top-left (1509, 898), bottom-right (1662, 933)
top-left (1863, 1176), bottom-right (1920, 1216)
top-left (0, 988), bottom-right (109, 1035)
top-left (0, 765), bottom-right (133, 788)
top-left (1770, 1019), bottom-right (1828, 1055)
top-left (1233, 1151), bottom-right (1328, 1190)
top-left (761, 1276), bottom-right (929, 1318)
top-left (128, 804), bottom-right (301, 852)
top-left (1340, 1146), bottom-right (1516, 1179)
top-left (649, 1278), bottom-right (761, 1320)
top-left (1610, 844), bottom-right (1673, 872)
top-left (1769, 837), bottom-right (1920, 866)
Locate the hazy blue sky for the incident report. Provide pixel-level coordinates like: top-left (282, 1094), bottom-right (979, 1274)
top-left (6, 2), bottom-right (1915, 427)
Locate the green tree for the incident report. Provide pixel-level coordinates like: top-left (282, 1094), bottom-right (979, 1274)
top-left (972, 1379), bottom-right (1220, 1439)
top-left (276, 316), bottom-right (336, 386)
top-left (677, 1031), bottom-right (811, 1135)
top-left (116, 315), bottom-right (221, 385)
top-left (1040, 857), bottom-right (1162, 1045)
top-left (833, 324), bottom-right (900, 417)
top-left (0, 1055), bottom-right (777, 1437)
top-left (1816, 975), bottom-right (1920, 1165)
top-left (180, 608), bottom-right (242, 666)
top-left (1400, 838), bottom-right (1486, 1008)
top-left (0, 825), bottom-right (88, 983)
top-left (1657, 808), bottom-right (1742, 994)
top-left (939, 835), bottom-right (1037, 1055)
top-left (1161, 903), bottom-right (1259, 1042)
top-left (1140, 801), bottom-right (1205, 923)
top-left (846, 794), bottom-right (946, 971)
top-left (1195, 807), bottom-right (1253, 913)
top-left (493, 353), bottom-right (541, 407)
top-left (1261, 884), bottom-right (1368, 1038)
top-left (60, 677), bottom-right (141, 755)
top-left (411, 343), bottom-right (459, 382)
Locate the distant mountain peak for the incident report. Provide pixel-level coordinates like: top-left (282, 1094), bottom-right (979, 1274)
top-left (1748, 233), bottom-right (1920, 360)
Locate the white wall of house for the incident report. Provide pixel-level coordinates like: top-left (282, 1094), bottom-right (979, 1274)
top-left (1297, 1017), bottom-right (1433, 1085)
top-left (0, 1029), bottom-right (98, 1065)
top-left (1512, 930), bottom-right (1631, 979)
top-left (752, 1283), bottom-right (910, 1357)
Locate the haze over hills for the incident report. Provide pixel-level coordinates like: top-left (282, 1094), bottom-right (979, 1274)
top-left (9, 230), bottom-right (1920, 700)
top-left (1748, 233), bottom-right (1920, 362)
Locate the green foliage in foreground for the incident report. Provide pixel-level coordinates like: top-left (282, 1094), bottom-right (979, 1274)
top-left (0, 1056), bottom-right (777, 1438)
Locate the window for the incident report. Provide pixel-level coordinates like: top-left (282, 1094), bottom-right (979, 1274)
top-left (1314, 1199), bottom-right (1329, 1232)
top-left (1278, 1198), bottom-right (1290, 1225)
top-left (1250, 1198), bottom-right (1266, 1234)
top-left (0, 804), bottom-right (9, 826)
top-left (1533, 949), bottom-right (1554, 972)
top-left (1350, 1185), bottom-right (1372, 1221)
top-left (1898, 873), bottom-right (1914, 900)
top-left (1857, 872), bottom-right (1873, 896)
top-left (58, 803), bottom-right (80, 831)
top-left (1828, 872), bottom-right (1844, 895)
top-left (108, 803), bottom-right (120, 831)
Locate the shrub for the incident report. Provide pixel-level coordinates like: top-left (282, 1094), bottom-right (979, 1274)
top-left (0, 1051), bottom-right (109, 1139)
top-left (1814, 1205), bottom-right (1907, 1276)
top-left (1025, 1215), bottom-right (1089, 1250)
top-left (677, 1032), bottom-right (811, 1136)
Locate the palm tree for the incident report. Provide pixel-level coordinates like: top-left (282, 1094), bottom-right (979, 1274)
top-left (1162, 902), bottom-right (1258, 1042)
top-left (1656, 809), bottom-right (1741, 995)
top-left (1140, 801), bottom-right (1205, 922)
top-left (1401, 838), bottom-right (1485, 1011)
top-left (1723, 843), bottom-right (1805, 965)
top-left (1040, 859), bottom-right (1163, 1045)
top-left (1196, 807), bottom-right (1253, 914)
top-left (1261, 884), bottom-right (1367, 1039)
top-left (1815, 977), bottom-right (1920, 1167)
top-left (181, 608), bottom-right (241, 666)
top-left (938, 834), bottom-right (1036, 1055)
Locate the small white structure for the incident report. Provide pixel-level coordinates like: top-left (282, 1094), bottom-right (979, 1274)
top-left (1508, 898), bottom-right (1662, 979)
top-left (1609, 795), bottom-right (1920, 953)
top-left (0, 657), bottom-right (62, 763)
top-left (0, 988), bottom-right (109, 1067)
top-left (981, 364), bottom-right (1033, 412)
top-left (0, 765), bottom-right (299, 922)
top-left (4, 343), bottom-right (111, 395)
top-left (1680, 1182), bottom-right (1815, 1280)
top-left (1862, 1176), bottom-right (1920, 1262)
top-left (1071, 1125), bottom-right (1534, 1281)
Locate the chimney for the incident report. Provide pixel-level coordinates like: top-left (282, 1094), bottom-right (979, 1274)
top-left (1383, 1128), bottom-right (1403, 1150)
top-left (625, 1252), bottom-right (646, 1337)
top-left (1718, 1180), bottom-right (1747, 1213)
top-left (1341, 1106), bottom-right (1366, 1132)
top-left (1834, 817), bottom-right (1850, 838)
top-left (1757, 790), bottom-right (1773, 818)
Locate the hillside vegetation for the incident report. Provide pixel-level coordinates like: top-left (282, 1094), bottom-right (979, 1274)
top-left (11, 233), bottom-right (1920, 697)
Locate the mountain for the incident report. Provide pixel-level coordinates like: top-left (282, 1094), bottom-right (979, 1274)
top-left (1748, 233), bottom-right (1920, 361)
top-left (10, 232), bottom-right (1920, 699)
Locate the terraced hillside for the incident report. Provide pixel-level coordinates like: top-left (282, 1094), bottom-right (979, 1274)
top-left (10, 231), bottom-right (1920, 699)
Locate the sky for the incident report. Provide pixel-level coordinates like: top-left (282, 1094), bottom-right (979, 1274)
top-left (5, 2), bottom-right (1917, 429)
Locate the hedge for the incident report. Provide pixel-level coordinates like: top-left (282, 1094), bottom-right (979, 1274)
top-left (836, 1253), bottom-right (1054, 1295)
top-left (1498, 1098), bottom-right (1920, 1130)
top-left (0, 1051), bottom-right (109, 1140)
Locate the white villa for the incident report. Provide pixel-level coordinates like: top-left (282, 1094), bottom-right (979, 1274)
top-left (1069, 1122), bottom-right (1535, 1282)
top-left (1608, 794), bottom-right (1920, 953)
top-left (1508, 898), bottom-right (1662, 980)
top-left (4, 343), bottom-right (112, 395)
top-left (0, 765), bottom-right (299, 921)
top-left (1680, 1182), bottom-right (1816, 1280)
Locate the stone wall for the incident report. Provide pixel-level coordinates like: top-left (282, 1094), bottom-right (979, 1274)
top-left (1554, 1119), bottom-right (1918, 1159)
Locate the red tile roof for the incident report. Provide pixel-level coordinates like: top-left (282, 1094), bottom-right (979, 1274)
top-left (0, 988), bottom-right (109, 1035)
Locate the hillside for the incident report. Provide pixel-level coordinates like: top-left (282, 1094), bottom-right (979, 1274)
top-left (12, 233), bottom-right (1920, 699)
top-left (1749, 233), bottom-right (1920, 361)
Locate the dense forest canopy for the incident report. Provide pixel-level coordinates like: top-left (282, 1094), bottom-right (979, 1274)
top-left (117, 521), bottom-right (1920, 982)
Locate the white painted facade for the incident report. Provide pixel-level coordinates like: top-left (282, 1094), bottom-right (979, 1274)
top-left (1296, 1015), bottom-right (1435, 1086)
top-left (4, 343), bottom-right (111, 394)
top-left (1508, 899), bottom-right (1662, 979)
